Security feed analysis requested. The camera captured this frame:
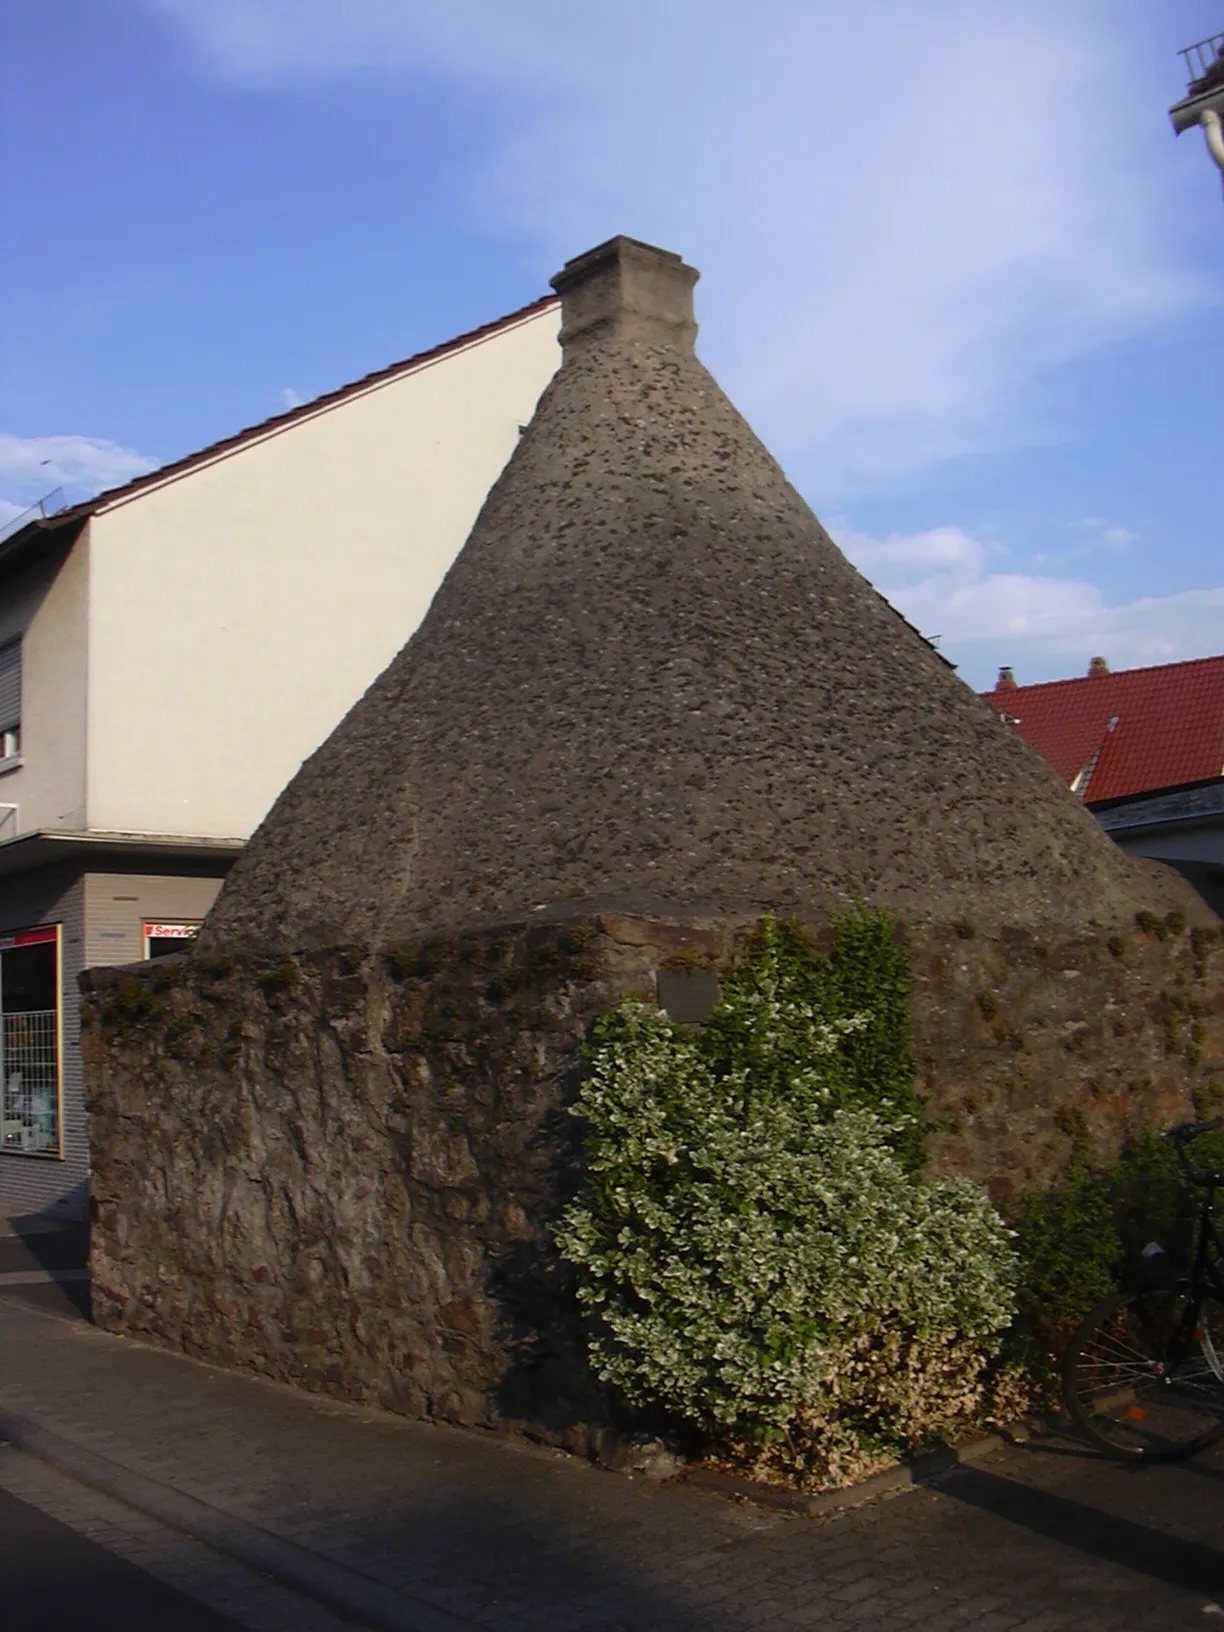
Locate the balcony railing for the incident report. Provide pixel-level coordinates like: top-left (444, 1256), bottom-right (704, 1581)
top-left (1179, 32), bottom-right (1224, 90)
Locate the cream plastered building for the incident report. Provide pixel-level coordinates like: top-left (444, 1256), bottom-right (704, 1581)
top-left (0, 294), bottom-right (561, 1219)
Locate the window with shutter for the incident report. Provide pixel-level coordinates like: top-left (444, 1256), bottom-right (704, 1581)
top-left (0, 640), bottom-right (21, 762)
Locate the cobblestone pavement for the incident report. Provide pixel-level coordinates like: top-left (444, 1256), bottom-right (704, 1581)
top-left (1, 1283), bottom-right (1222, 1631)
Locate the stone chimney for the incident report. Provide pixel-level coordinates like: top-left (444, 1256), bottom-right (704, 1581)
top-left (995, 666), bottom-right (1017, 691)
top-left (1088, 656), bottom-right (1110, 677)
top-left (550, 235), bottom-right (700, 356)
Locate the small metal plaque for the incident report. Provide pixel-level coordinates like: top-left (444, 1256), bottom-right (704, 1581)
top-left (656, 968), bottom-right (720, 1025)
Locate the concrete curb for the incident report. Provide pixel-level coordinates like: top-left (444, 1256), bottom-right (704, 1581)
top-left (0, 1405), bottom-right (477, 1632)
top-left (683, 1428), bottom-right (1023, 1517)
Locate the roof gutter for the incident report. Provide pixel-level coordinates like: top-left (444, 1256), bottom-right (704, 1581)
top-left (1092, 778), bottom-right (1224, 836)
top-left (1202, 107), bottom-right (1224, 179)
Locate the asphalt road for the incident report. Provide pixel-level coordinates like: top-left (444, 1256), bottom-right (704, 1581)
top-left (0, 1485), bottom-right (245, 1632)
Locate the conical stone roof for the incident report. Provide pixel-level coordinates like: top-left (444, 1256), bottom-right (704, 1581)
top-left (201, 237), bottom-right (1195, 955)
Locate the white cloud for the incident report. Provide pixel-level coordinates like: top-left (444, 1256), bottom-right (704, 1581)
top-left (141, 0), bottom-right (1208, 494)
top-left (0, 433), bottom-right (155, 509)
top-left (833, 520), bottom-right (1224, 687)
top-left (1066, 516), bottom-right (1138, 556)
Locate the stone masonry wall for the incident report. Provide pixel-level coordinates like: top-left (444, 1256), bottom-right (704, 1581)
top-left (80, 910), bottom-right (1224, 1454)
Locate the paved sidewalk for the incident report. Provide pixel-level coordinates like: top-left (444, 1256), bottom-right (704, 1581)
top-left (1, 1283), bottom-right (1222, 1630)
top-left (0, 1445), bottom-right (358, 1632)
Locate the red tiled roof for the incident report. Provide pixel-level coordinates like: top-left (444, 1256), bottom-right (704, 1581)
top-left (17, 293), bottom-right (561, 535)
top-left (980, 655), bottom-right (1224, 803)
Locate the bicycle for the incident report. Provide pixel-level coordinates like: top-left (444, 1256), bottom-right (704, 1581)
top-left (1063, 1116), bottom-right (1224, 1463)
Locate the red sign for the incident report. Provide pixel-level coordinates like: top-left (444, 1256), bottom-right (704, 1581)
top-left (0, 925), bottom-right (57, 952)
top-left (143, 923), bottom-right (200, 940)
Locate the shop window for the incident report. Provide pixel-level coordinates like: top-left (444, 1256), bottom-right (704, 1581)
top-left (143, 921), bottom-right (201, 959)
top-left (0, 925), bottom-right (60, 1158)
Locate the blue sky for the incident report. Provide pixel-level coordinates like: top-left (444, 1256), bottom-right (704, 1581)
top-left (1, 0), bottom-right (1221, 689)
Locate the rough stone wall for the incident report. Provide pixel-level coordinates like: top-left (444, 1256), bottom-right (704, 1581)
top-left (81, 910), bottom-right (1224, 1450)
top-left (911, 914), bottom-right (1224, 1202)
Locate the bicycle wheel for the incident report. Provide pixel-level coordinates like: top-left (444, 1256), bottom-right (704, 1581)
top-left (1064, 1288), bottom-right (1224, 1462)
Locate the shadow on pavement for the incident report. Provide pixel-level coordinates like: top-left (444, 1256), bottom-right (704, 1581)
top-left (280, 1483), bottom-right (754, 1631)
top-left (1, 1487), bottom-right (243, 1632)
top-left (936, 1463), bottom-right (1224, 1600)
top-left (1182, 1457), bottom-right (1224, 1486)
top-left (0, 1279), bottom-right (93, 1321)
top-left (0, 1221), bottom-right (92, 1321)
top-left (1007, 1434), bottom-right (1112, 1463)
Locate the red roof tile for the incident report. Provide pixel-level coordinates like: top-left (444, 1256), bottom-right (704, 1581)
top-left (980, 655), bottom-right (1224, 802)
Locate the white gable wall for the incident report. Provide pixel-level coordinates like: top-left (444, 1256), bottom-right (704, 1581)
top-left (0, 539), bottom-right (90, 836)
top-left (84, 305), bottom-right (560, 839)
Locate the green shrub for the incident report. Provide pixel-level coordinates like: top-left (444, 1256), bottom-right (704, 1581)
top-left (1007, 1126), bottom-right (1224, 1380)
top-left (698, 909), bottom-right (927, 1168)
top-left (1006, 1166), bottom-right (1115, 1376)
top-left (220, 1025), bottom-right (243, 1070)
top-left (256, 959), bottom-right (298, 997)
top-left (1135, 909), bottom-right (1169, 941)
top-left (824, 905), bottom-right (926, 1173)
top-left (164, 1013), bottom-right (199, 1049)
top-left (99, 979), bottom-right (166, 1037)
top-left (557, 913), bottom-right (1016, 1487)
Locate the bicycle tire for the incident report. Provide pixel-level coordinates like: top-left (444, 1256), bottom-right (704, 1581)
top-left (1063, 1288), bottom-right (1224, 1462)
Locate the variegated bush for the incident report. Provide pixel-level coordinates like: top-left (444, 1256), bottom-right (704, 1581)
top-left (556, 913), bottom-right (1017, 1487)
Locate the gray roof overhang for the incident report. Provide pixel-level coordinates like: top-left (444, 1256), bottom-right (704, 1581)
top-left (0, 829), bottom-right (244, 878)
